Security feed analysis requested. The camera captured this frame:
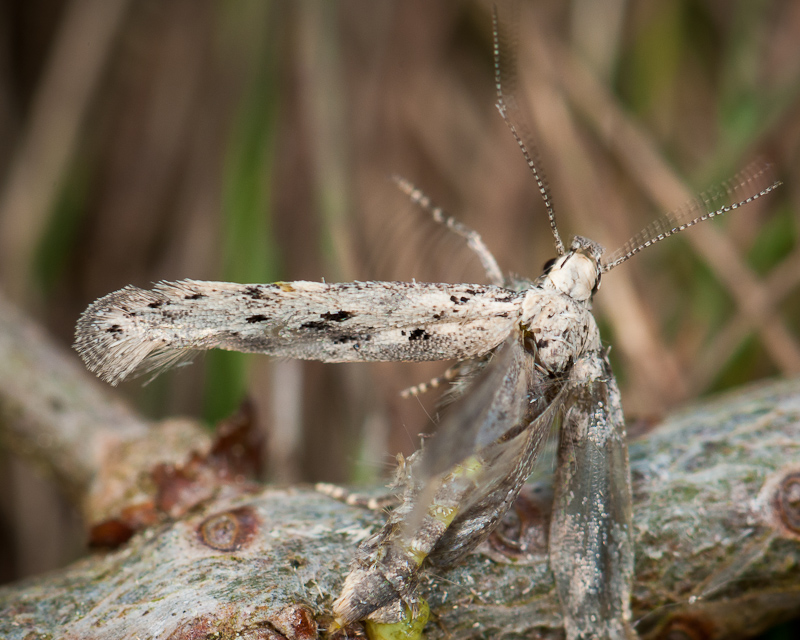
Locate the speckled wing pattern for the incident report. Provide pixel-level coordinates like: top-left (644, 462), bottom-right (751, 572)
top-left (75, 279), bottom-right (522, 385)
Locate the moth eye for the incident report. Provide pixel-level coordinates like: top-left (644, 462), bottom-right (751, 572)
top-left (542, 257), bottom-right (557, 274)
top-left (592, 273), bottom-right (602, 294)
top-left (520, 327), bottom-right (537, 356)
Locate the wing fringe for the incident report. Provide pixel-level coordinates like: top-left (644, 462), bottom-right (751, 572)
top-left (73, 284), bottom-right (195, 385)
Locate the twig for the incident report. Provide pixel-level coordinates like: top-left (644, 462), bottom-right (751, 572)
top-left (0, 293), bottom-right (217, 536)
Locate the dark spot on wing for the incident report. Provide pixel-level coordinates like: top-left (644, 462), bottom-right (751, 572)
top-left (301, 321), bottom-right (326, 330)
top-left (320, 310), bottom-right (353, 322)
top-left (409, 328), bottom-right (430, 341)
top-left (107, 324), bottom-right (123, 335)
top-left (465, 288), bottom-right (476, 295)
top-left (246, 314), bottom-right (268, 323)
top-left (592, 273), bottom-right (602, 295)
top-left (450, 295), bottom-right (470, 305)
top-left (536, 339), bottom-right (549, 350)
top-left (432, 313), bottom-right (442, 320)
top-left (495, 312), bottom-right (509, 318)
top-left (147, 301), bottom-right (163, 309)
top-left (245, 285), bottom-right (266, 299)
top-left (184, 293), bottom-right (205, 300)
top-left (332, 333), bottom-right (370, 345)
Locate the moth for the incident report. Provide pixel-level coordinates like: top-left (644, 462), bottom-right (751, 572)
top-left (73, 15), bottom-right (781, 640)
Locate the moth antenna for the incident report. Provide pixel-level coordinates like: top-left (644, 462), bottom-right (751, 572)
top-left (492, 5), bottom-right (565, 256)
top-left (601, 159), bottom-right (782, 272)
top-left (392, 175), bottom-right (505, 287)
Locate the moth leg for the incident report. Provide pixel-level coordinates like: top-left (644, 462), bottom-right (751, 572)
top-left (401, 355), bottom-right (495, 408)
top-left (392, 175), bottom-right (505, 287)
top-left (550, 351), bottom-right (636, 640)
top-left (399, 368), bottom-right (457, 399)
top-left (315, 482), bottom-right (397, 512)
top-left (399, 360), bottom-right (474, 399)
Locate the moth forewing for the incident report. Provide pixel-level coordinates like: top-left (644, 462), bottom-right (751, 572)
top-left (74, 279), bottom-right (522, 385)
top-left (550, 352), bottom-right (635, 640)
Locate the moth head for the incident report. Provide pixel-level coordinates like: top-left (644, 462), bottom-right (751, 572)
top-left (542, 235), bottom-right (603, 302)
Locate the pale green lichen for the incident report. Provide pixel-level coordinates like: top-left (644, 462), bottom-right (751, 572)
top-left (365, 599), bottom-right (431, 640)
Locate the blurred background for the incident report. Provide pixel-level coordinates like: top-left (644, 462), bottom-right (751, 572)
top-left (0, 0), bottom-right (798, 633)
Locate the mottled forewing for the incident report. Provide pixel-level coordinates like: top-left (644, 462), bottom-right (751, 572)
top-left (74, 279), bottom-right (521, 385)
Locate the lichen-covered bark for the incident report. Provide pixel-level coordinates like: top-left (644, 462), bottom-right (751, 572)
top-left (0, 378), bottom-right (797, 639)
top-left (1, 297), bottom-right (799, 639)
top-left (0, 296), bottom-right (151, 504)
top-left (0, 296), bottom-right (238, 546)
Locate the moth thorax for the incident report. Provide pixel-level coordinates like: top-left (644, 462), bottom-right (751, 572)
top-left (547, 251), bottom-right (600, 302)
